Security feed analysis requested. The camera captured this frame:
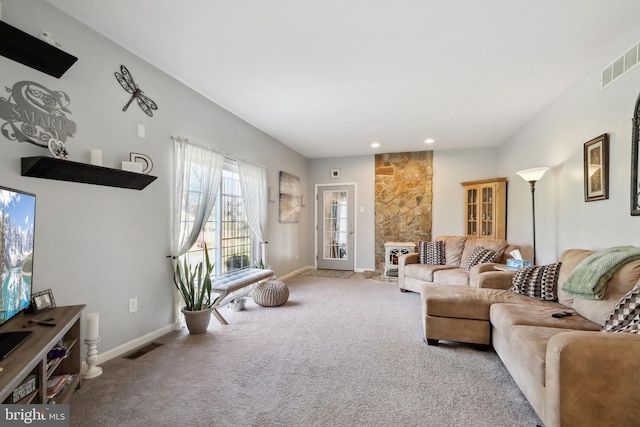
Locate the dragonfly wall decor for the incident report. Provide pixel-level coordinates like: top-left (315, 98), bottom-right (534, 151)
top-left (114, 65), bottom-right (158, 117)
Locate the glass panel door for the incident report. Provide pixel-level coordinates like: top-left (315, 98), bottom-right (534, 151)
top-left (317, 185), bottom-right (355, 270)
top-left (323, 190), bottom-right (348, 260)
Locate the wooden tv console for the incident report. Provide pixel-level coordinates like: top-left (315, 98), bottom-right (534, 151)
top-left (0, 305), bottom-right (85, 404)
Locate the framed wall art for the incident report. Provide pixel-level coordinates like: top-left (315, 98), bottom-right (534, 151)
top-left (583, 133), bottom-right (609, 202)
top-left (631, 92), bottom-right (640, 215)
top-left (279, 171), bottom-right (301, 223)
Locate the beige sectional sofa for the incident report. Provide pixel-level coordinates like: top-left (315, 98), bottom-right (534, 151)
top-left (398, 235), bottom-right (520, 292)
top-left (421, 248), bottom-right (640, 427)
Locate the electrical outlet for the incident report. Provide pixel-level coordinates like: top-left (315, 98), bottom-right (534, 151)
top-left (129, 297), bottom-right (138, 314)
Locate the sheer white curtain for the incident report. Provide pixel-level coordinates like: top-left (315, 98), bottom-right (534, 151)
top-left (237, 159), bottom-right (269, 265)
top-left (171, 140), bottom-right (224, 326)
top-left (171, 140), bottom-right (224, 258)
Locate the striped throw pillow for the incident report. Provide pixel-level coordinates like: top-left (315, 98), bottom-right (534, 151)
top-left (509, 263), bottom-right (561, 301)
top-left (602, 282), bottom-right (640, 334)
top-left (462, 246), bottom-right (499, 271)
top-left (418, 240), bottom-right (445, 265)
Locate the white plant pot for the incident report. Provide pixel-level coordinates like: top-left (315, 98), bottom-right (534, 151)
top-left (181, 307), bottom-right (212, 334)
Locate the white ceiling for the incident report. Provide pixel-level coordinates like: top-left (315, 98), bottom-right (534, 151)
top-left (47, 0), bottom-right (640, 158)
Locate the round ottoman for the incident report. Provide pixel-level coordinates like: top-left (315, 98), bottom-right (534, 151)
top-left (253, 280), bottom-right (289, 307)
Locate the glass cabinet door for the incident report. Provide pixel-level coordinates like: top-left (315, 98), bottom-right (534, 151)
top-left (466, 187), bottom-right (478, 237)
top-left (461, 178), bottom-right (506, 240)
top-left (481, 185), bottom-right (494, 237)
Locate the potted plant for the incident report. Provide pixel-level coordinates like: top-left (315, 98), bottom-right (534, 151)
top-left (173, 246), bottom-right (215, 334)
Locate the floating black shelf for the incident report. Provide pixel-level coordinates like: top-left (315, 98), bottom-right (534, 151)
top-left (21, 157), bottom-right (157, 190)
top-left (0, 21), bottom-right (77, 78)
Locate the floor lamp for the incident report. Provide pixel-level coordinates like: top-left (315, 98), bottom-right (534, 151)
top-left (516, 167), bottom-right (549, 265)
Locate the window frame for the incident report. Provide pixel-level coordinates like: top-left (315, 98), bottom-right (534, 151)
top-left (184, 158), bottom-right (254, 277)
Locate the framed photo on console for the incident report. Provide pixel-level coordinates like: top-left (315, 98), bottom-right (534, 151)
top-left (31, 289), bottom-right (56, 312)
top-left (583, 133), bottom-right (609, 202)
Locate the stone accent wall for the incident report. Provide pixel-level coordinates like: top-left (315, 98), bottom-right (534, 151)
top-left (375, 152), bottom-right (433, 272)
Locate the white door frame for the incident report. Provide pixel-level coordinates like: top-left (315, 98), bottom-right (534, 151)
top-left (314, 182), bottom-right (358, 270)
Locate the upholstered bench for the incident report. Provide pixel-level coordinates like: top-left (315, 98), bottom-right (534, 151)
top-left (211, 268), bottom-right (273, 324)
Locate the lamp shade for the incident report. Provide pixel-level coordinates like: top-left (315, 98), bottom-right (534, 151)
top-left (516, 167), bottom-right (549, 183)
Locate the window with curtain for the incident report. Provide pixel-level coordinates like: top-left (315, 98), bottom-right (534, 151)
top-left (183, 159), bottom-right (254, 276)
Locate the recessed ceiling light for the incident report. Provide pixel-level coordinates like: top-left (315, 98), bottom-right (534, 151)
top-left (371, 142), bottom-right (380, 148)
top-left (425, 138), bottom-right (435, 144)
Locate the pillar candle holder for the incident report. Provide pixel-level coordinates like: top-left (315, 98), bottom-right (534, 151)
top-left (83, 337), bottom-right (103, 379)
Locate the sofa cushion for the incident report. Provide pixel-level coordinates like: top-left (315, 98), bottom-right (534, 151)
top-left (436, 236), bottom-right (468, 267)
top-left (558, 249), bottom-right (640, 325)
top-left (459, 237), bottom-right (508, 268)
top-left (433, 268), bottom-right (472, 286)
top-left (462, 247), bottom-right (499, 271)
top-left (404, 263), bottom-right (455, 283)
top-left (421, 285), bottom-right (547, 321)
top-left (418, 240), bottom-right (445, 265)
top-left (490, 303), bottom-right (600, 333)
top-left (509, 263), bottom-right (561, 301)
top-left (557, 249), bottom-right (593, 305)
top-left (561, 246), bottom-right (640, 300)
top-left (602, 282), bottom-right (640, 334)
top-left (501, 325), bottom-right (576, 387)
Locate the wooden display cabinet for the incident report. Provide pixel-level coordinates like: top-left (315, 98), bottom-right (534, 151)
top-left (461, 177), bottom-right (507, 240)
top-left (0, 305), bottom-right (85, 404)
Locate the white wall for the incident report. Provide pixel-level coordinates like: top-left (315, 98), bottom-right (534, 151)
top-left (498, 25), bottom-right (640, 264)
top-left (308, 156), bottom-right (376, 271)
top-left (432, 147), bottom-right (500, 237)
top-left (0, 1), bottom-right (310, 354)
top-left (306, 156), bottom-right (375, 271)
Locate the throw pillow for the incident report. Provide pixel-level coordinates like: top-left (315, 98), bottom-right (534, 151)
top-left (509, 263), bottom-right (562, 301)
top-left (418, 240), bottom-right (446, 265)
top-left (462, 246), bottom-right (499, 271)
top-left (602, 282), bottom-right (640, 334)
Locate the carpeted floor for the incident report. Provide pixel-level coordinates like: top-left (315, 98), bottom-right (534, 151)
top-left (298, 268), bottom-right (355, 279)
top-left (70, 273), bottom-right (542, 427)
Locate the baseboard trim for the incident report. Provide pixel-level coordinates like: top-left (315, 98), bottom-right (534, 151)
top-left (280, 265), bottom-right (370, 278)
top-left (81, 264), bottom-right (342, 373)
top-left (82, 324), bottom-right (176, 371)
top-left (279, 265), bottom-right (314, 281)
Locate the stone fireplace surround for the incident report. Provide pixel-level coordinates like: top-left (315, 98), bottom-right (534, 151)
top-left (374, 152), bottom-right (433, 273)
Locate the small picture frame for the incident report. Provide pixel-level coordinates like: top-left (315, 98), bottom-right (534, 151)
top-left (583, 133), bottom-right (609, 202)
top-left (31, 289), bottom-right (56, 312)
top-left (330, 168), bottom-right (341, 179)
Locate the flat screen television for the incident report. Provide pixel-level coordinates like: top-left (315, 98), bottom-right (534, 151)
top-left (0, 185), bottom-right (36, 358)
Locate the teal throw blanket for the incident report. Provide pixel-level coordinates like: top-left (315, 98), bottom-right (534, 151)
top-left (561, 246), bottom-right (640, 300)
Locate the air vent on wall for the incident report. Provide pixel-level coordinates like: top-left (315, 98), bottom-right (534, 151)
top-left (601, 41), bottom-right (640, 89)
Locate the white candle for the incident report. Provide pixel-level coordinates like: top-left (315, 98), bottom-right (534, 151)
top-left (89, 149), bottom-right (103, 166)
top-left (87, 312), bottom-right (100, 341)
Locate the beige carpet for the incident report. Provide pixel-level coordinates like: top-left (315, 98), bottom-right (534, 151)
top-left (298, 268), bottom-right (355, 279)
top-left (70, 273), bottom-right (542, 426)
